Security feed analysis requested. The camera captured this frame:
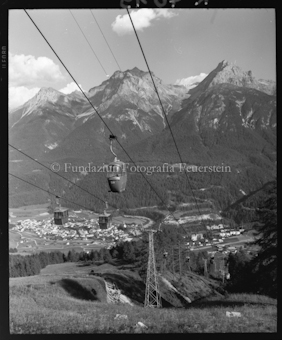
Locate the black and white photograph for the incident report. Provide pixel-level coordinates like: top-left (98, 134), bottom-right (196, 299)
top-left (5, 2), bottom-right (277, 335)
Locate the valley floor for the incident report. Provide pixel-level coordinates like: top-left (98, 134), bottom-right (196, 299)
top-left (9, 205), bottom-right (154, 255)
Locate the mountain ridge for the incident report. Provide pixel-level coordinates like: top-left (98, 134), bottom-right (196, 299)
top-left (9, 61), bottom-right (276, 214)
top-left (182, 60), bottom-right (275, 109)
top-left (9, 67), bottom-right (189, 161)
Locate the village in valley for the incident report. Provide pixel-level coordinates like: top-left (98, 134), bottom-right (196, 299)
top-left (9, 206), bottom-right (152, 254)
top-left (9, 203), bottom-right (251, 257)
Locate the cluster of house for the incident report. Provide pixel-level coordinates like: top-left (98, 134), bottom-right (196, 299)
top-left (206, 224), bottom-right (245, 234)
top-left (11, 217), bottom-right (143, 246)
top-left (206, 224), bottom-right (225, 230)
top-left (185, 225), bottom-right (245, 250)
top-left (187, 234), bottom-right (219, 249)
top-left (207, 245), bottom-right (242, 256)
top-left (214, 228), bottom-right (245, 238)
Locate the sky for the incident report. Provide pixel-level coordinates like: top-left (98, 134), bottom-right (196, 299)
top-left (9, 8), bottom-right (276, 110)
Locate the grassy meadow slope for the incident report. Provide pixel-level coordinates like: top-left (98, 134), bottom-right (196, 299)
top-left (9, 262), bottom-right (277, 333)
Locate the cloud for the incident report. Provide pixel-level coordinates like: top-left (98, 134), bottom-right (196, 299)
top-left (175, 73), bottom-right (207, 88)
top-left (9, 53), bottom-right (65, 86)
top-left (9, 86), bottom-right (40, 110)
top-left (112, 9), bottom-right (177, 35)
top-left (59, 82), bottom-right (85, 94)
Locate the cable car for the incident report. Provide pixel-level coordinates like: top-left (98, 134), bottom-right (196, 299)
top-left (107, 135), bottom-right (127, 193)
top-left (98, 201), bottom-right (112, 229)
top-left (53, 196), bottom-right (69, 225)
top-left (98, 213), bottom-right (112, 229)
top-left (209, 256), bottom-right (215, 264)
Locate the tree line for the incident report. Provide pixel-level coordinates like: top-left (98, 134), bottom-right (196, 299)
top-left (225, 183), bottom-right (277, 297)
top-left (9, 248), bottom-right (113, 278)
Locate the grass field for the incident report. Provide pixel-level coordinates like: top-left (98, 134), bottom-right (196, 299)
top-left (9, 262), bottom-right (277, 334)
top-left (9, 203), bottom-right (51, 223)
top-left (9, 226), bottom-right (107, 255)
top-left (9, 231), bottom-right (21, 248)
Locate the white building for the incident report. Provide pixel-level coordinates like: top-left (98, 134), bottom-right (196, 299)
top-left (191, 233), bottom-right (204, 241)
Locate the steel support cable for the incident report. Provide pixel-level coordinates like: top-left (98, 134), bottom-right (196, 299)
top-left (89, 10), bottom-right (122, 71)
top-left (69, 10), bottom-right (108, 76)
top-left (9, 172), bottom-right (96, 212)
top-left (23, 9), bottom-right (181, 225)
top-left (9, 143), bottom-right (109, 206)
top-left (126, 8), bottom-right (207, 230)
top-left (9, 143), bottom-right (188, 236)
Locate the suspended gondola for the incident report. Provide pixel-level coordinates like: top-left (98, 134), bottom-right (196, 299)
top-left (107, 135), bottom-right (127, 193)
top-left (53, 195), bottom-right (69, 225)
top-left (98, 201), bottom-right (112, 229)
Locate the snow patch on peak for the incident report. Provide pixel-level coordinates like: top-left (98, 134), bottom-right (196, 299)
top-left (76, 111), bottom-right (95, 124)
top-left (125, 109), bottom-right (142, 130)
top-left (236, 97), bottom-right (246, 116)
top-left (240, 189), bottom-right (247, 195)
top-left (45, 142), bottom-right (58, 150)
top-left (258, 80), bottom-right (269, 85)
top-left (246, 108), bottom-right (254, 120)
top-left (213, 118), bottom-right (219, 128)
top-left (235, 98), bottom-right (246, 107)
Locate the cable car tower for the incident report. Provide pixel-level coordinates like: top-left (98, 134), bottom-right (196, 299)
top-left (144, 191), bottom-right (187, 308)
top-left (144, 229), bottom-right (162, 308)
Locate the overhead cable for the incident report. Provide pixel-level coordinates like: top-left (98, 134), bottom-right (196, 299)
top-left (23, 9), bottom-right (182, 226)
top-left (126, 8), bottom-right (207, 230)
top-left (69, 9), bottom-right (109, 77)
top-left (89, 10), bottom-right (122, 71)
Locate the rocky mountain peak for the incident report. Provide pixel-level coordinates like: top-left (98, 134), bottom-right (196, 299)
top-left (87, 66), bottom-right (184, 118)
top-left (211, 60), bottom-right (252, 85)
top-left (126, 67), bottom-right (148, 78)
top-left (213, 60), bottom-right (275, 95)
top-left (112, 70), bottom-right (125, 79)
top-left (218, 59), bottom-right (237, 69)
top-left (221, 59), bottom-right (229, 66)
top-left (110, 67), bottom-right (155, 81)
top-left (67, 89), bottom-right (86, 99)
top-left (19, 87), bottom-right (64, 118)
top-left (182, 60), bottom-right (276, 107)
top-left (36, 87), bottom-right (64, 101)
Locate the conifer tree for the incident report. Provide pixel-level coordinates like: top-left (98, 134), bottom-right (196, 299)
top-left (251, 183), bottom-right (277, 297)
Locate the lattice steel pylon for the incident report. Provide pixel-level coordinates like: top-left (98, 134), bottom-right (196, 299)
top-left (144, 229), bottom-right (162, 308)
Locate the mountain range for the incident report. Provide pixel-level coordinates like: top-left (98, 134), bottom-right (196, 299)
top-left (9, 60), bottom-right (276, 218)
top-left (9, 67), bottom-right (188, 161)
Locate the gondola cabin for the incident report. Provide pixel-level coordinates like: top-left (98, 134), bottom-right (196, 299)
top-left (98, 213), bottom-right (112, 229)
top-left (107, 160), bottom-right (127, 193)
top-left (54, 207), bottom-right (69, 225)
